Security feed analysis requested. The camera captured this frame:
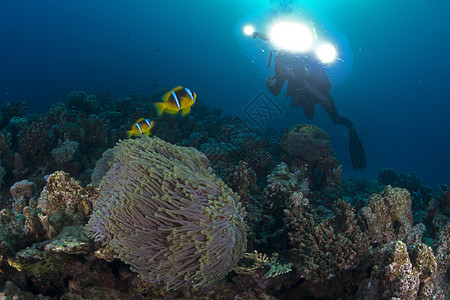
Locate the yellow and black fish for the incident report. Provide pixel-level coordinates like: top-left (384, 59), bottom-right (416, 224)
top-left (154, 86), bottom-right (196, 116)
top-left (126, 118), bottom-right (155, 137)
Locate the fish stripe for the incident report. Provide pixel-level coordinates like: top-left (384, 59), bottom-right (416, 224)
top-left (136, 123), bottom-right (143, 133)
top-left (171, 91), bottom-right (181, 109)
top-left (185, 88), bottom-right (194, 101)
top-left (144, 119), bottom-right (152, 127)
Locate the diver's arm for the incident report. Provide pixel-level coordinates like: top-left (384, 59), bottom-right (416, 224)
top-left (266, 74), bottom-right (285, 96)
top-left (252, 32), bottom-right (269, 41)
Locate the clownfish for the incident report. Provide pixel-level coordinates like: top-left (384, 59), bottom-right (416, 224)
top-left (302, 124), bottom-right (313, 130)
top-left (126, 118), bottom-right (155, 137)
top-left (154, 86), bottom-right (196, 116)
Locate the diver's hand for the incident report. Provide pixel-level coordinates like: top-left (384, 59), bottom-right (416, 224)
top-left (266, 75), bottom-right (276, 87)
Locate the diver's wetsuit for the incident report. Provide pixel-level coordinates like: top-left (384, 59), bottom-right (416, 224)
top-left (266, 51), bottom-right (367, 170)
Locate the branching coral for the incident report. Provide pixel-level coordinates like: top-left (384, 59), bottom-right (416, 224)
top-left (85, 136), bottom-right (247, 290)
top-left (234, 250), bottom-right (293, 279)
top-left (225, 160), bottom-right (257, 203)
top-left (286, 199), bottom-right (370, 284)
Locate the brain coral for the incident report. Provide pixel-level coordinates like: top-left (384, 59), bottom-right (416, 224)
top-left (85, 136), bottom-right (247, 290)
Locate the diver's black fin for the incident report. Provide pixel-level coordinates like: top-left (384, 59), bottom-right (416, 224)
top-left (349, 127), bottom-right (367, 170)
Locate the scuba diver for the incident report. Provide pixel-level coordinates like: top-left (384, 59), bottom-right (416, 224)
top-left (252, 31), bottom-right (367, 170)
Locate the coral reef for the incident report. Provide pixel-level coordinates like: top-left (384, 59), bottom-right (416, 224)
top-left (9, 179), bottom-right (36, 211)
top-left (37, 171), bottom-right (97, 238)
top-left (0, 281), bottom-right (34, 300)
top-left (378, 167), bottom-right (421, 193)
top-left (280, 124), bottom-right (333, 163)
top-left (225, 160), bottom-right (258, 206)
top-left (358, 185), bottom-right (413, 244)
top-left (264, 163), bottom-right (307, 205)
top-left (286, 199), bottom-right (370, 292)
top-left (86, 136), bottom-right (247, 290)
top-left (249, 162), bottom-right (309, 252)
top-left (280, 124), bottom-right (341, 190)
top-left (234, 250), bottom-right (293, 279)
top-left (432, 224), bottom-right (449, 295)
top-left (17, 117), bottom-right (52, 169)
top-left (357, 241), bottom-right (442, 299)
top-left (0, 91), bottom-right (448, 299)
top-left (0, 100), bottom-right (27, 128)
top-left (67, 91), bottom-right (99, 114)
top-left (51, 139), bottom-right (79, 164)
top-left (199, 118), bottom-right (275, 178)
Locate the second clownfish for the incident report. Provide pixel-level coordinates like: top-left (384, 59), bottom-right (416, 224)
top-left (126, 118), bottom-right (155, 137)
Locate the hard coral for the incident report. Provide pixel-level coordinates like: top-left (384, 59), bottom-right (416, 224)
top-left (360, 241), bottom-right (440, 299)
top-left (0, 100), bottom-right (27, 127)
top-left (280, 124), bottom-right (340, 190)
top-left (378, 167), bottom-right (421, 193)
top-left (225, 160), bottom-right (257, 202)
top-left (86, 136), bottom-right (247, 290)
top-left (264, 163), bottom-right (307, 204)
top-left (17, 117), bottom-right (52, 167)
top-left (432, 224), bottom-right (449, 295)
top-left (359, 185), bottom-right (413, 244)
top-left (9, 180), bottom-right (37, 211)
top-left (51, 139), bottom-right (79, 164)
top-left (286, 199), bottom-right (370, 287)
top-left (280, 124), bottom-right (333, 164)
top-left (37, 171), bottom-right (97, 238)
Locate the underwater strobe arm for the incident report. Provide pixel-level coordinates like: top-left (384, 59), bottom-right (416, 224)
top-left (252, 31), bottom-right (269, 41)
top-left (267, 50), bottom-right (277, 68)
top-left (250, 31), bottom-right (276, 68)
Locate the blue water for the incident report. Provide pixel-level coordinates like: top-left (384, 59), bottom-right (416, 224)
top-left (1, 0), bottom-right (449, 186)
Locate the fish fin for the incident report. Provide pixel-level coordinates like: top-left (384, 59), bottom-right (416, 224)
top-left (126, 130), bottom-right (134, 138)
top-left (154, 102), bottom-right (166, 116)
top-left (164, 108), bottom-right (180, 115)
top-left (181, 107), bottom-right (191, 116)
top-left (161, 91), bottom-right (171, 102)
top-left (144, 130), bottom-right (151, 136)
